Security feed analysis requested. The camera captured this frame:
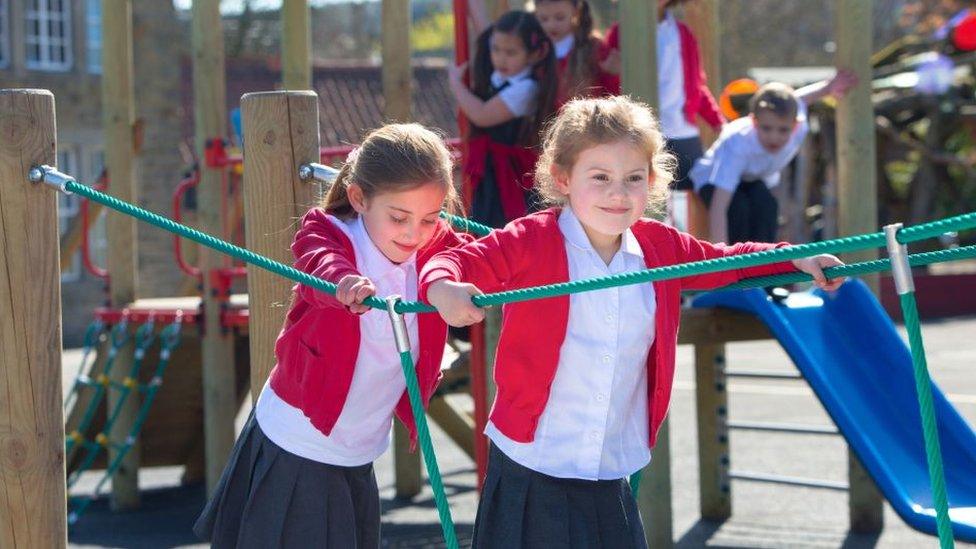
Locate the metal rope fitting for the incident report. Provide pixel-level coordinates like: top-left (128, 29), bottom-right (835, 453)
top-left (885, 223), bottom-right (915, 295)
top-left (386, 295), bottom-right (411, 354)
top-left (298, 162), bottom-right (340, 183)
top-left (27, 164), bottom-right (74, 195)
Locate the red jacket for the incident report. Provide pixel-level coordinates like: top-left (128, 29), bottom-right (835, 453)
top-left (268, 208), bottom-right (473, 449)
top-left (462, 134), bottom-right (539, 221)
top-left (605, 22), bottom-right (724, 130)
top-left (419, 209), bottom-right (794, 447)
top-left (554, 37), bottom-right (618, 107)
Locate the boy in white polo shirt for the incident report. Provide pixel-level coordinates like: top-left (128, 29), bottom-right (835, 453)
top-left (691, 71), bottom-right (857, 244)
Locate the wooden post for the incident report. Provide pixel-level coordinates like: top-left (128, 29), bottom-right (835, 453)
top-left (192, 0), bottom-right (237, 495)
top-left (382, 0), bottom-right (423, 498)
top-left (620, 2), bottom-right (671, 546)
top-left (619, 0), bottom-right (658, 108)
top-left (241, 91), bottom-right (321, 399)
top-left (835, 0), bottom-right (884, 532)
top-left (281, 0), bottom-right (311, 89)
top-left (102, 0), bottom-right (141, 510)
top-left (695, 343), bottom-right (731, 520)
top-left (0, 88), bottom-right (67, 549)
top-left (680, 0), bottom-right (720, 238)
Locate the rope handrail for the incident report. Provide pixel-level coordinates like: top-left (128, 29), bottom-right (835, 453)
top-left (34, 168), bottom-right (976, 317)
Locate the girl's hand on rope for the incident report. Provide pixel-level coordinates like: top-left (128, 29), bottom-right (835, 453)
top-left (448, 62), bottom-right (469, 85)
top-left (426, 280), bottom-right (486, 327)
top-left (336, 274), bottom-right (377, 315)
top-left (792, 254), bottom-right (845, 292)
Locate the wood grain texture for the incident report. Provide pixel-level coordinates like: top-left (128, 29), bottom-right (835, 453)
top-left (0, 88), bottom-right (67, 548)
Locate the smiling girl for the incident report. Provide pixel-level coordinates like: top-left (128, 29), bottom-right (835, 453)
top-left (194, 123), bottom-right (472, 549)
top-left (420, 96), bottom-right (843, 548)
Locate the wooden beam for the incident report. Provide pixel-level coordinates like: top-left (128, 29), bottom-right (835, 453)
top-left (619, 0), bottom-right (658, 107)
top-left (241, 91), bottom-right (321, 399)
top-left (695, 343), bottom-right (731, 520)
top-left (281, 0), bottom-right (311, 89)
top-left (102, 0), bottom-right (140, 510)
top-left (427, 396), bottom-right (476, 460)
top-left (380, 0), bottom-right (423, 499)
top-left (191, 0), bottom-right (237, 495)
top-left (0, 88), bottom-right (67, 548)
top-left (835, 1), bottom-right (885, 532)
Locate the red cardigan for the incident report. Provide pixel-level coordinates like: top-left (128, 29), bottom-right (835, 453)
top-left (419, 209), bottom-right (795, 448)
top-left (268, 208), bottom-right (473, 449)
top-left (605, 22), bottom-right (724, 130)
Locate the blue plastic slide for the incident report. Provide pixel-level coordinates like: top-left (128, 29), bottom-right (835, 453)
top-left (692, 279), bottom-right (976, 541)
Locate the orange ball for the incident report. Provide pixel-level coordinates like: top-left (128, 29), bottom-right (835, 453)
top-left (719, 78), bottom-right (760, 120)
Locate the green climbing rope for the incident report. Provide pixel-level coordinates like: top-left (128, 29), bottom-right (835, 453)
top-left (68, 319), bottom-right (158, 489)
top-left (899, 292), bottom-right (955, 549)
top-left (69, 319), bottom-right (183, 524)
top-left (66, 319), bottom-right (131, 455)
top-left (64, 319), bottom-right (106, 414)
top-left (395, 333), bottom-right (459, 549)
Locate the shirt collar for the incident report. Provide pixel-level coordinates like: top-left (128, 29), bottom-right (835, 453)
top-left (554, 34), bottom-right (575, 60)
top-left (557, 207), bottom-right (644, 259)
top-left (352, 215), bottom-right (416, 278)
top-left (490, 66), bottom-right (533, 89)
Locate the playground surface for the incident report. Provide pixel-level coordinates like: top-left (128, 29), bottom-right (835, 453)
top-left (65, 313), bottom-right (976, 549)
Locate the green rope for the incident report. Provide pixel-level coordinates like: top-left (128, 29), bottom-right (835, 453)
top-left (66, 319), bottom-right (131, 455)
top-left (69, 320), bottom-right (183, 524)
top-left (629, 470), bottom-right (641, 498)
top-left (899, 292), bottom-right (955, 549)
top-left (395, 345), bottom-right (459, 549)
top-left (63, 180), bottom-right (976, 316)
top-left (64, 319), bottom-right (106, 413)
top-left (68, 320), bottom-right (157, 489)
top-left (440, 211), bottom-right (492, 237)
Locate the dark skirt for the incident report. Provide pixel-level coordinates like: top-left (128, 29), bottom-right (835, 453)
top-left (193, 413), bottom-right (380, 548)
top-left (666, 136), bottom-right (704, 191)
top-left (472, 444), bottom-right (647, 549)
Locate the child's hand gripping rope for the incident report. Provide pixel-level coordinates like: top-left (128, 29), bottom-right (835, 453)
top-left (336, 274), bottom-right (377, 315)
top-left (426, 280), bottom-right (486, 327)
top-left (792, 254), bottom-right (845, 291)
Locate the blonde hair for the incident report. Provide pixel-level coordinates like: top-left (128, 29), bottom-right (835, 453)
top-left (534, 96), bottom-right (675, 217)
top-left (321, 123), bottom-right (460, 217)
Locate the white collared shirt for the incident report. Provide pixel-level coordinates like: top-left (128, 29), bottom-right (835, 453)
top-left (256, 215), bottom-right (418, 466)
top-left (490, 66), bottom-right (539, 117)
top-left (689, 101), bottom-right (809, 192)
top-left (554, 33), bottom-right (575, 60)
top-left (657, 10), bottom-right (700, 139)
top-left (486, 208), bottom-right (656, 480)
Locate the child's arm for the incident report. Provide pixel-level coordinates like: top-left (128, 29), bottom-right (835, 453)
top-left (448, 62), bottom-right (520, 128)
top-left (420, 220), bottom-right (527, 326)
top-left (672, 227), bottom-right (844, 291)
top-left (795, 69), bottom-right (858, 106)
top-left (466, 0), bottom-right (491, 36)
top-left (292, 209), bottom-right (373, 311)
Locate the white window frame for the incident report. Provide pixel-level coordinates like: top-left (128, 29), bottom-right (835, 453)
top-left (0, 0), bottom-right (10, 69)
top-left (58, 147), bottom-right (82, 282)
top-left (25, 0), bottom-right (73, 72)
top-left (85, 0), bottom-right (99, 73)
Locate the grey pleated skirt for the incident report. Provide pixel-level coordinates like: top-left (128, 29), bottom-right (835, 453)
top-left (193, 413), bottom-right (380, 548)
top-left (472, 443), bottom-right (647, 549)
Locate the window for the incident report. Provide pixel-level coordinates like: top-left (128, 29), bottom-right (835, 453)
top-left (25, 0), bottom-right (73, 71)
top-left (0, 0), bottom-right (9, 69)
top-left (85, 0), bottom-right (99, 73)
top-left (57, 148), bottom-right (81, 282)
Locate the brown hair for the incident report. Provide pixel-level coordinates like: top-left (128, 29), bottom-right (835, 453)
top-left (536, 0), bottom-right (601, 100)
top-left (535, 95), bottom-right (675, 217)
top-left (321, 123), bottom-right (459, 218)
top-left (749, 82), bottom-right (799, 120)
top-left (471, 10), bottom-right (558, 146)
